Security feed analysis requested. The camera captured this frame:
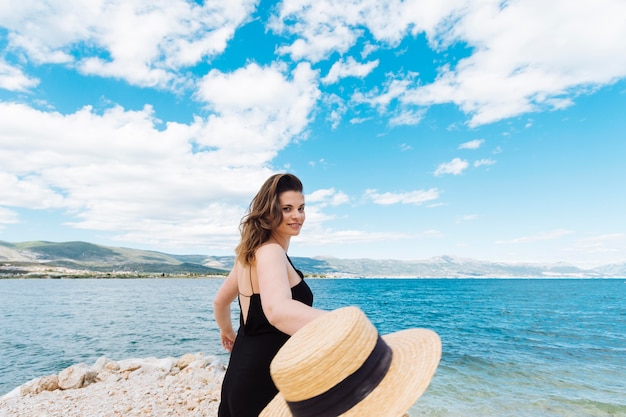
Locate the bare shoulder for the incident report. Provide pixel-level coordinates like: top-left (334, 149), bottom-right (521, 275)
top-left (256, 242), bottom-right (287, 261)
top-left (231, 260), bottom-right (242, 274)
top-left (255, 243), bottom-right (289, 276)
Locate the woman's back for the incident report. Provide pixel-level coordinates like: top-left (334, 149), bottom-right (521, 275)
top-left (217, 257), bottom-right (313, 417)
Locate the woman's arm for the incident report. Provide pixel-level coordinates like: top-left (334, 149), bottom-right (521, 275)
top-left (213, 266), bottom-right (239, 352)
top-left (256, 244), bottom-right (326, 335)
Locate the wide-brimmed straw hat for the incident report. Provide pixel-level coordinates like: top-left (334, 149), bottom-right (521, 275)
top-left (260, 306), bottom-right (441, 417)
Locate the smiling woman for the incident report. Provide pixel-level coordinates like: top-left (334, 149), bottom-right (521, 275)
top-left (212, 173), bottom-right (326, 417)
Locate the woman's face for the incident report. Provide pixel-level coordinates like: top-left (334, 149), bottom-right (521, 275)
top-left (274, 190), bottom-right (305, 237)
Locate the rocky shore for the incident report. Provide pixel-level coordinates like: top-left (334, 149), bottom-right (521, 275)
top-left (0, 353), bottom-right (226, 417)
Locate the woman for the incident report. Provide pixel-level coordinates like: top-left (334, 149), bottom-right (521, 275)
top-left (214, 173), bottom-right (326, 417)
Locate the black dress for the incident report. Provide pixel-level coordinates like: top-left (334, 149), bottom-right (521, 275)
top-left (218, 258), bottom-right (314, 417)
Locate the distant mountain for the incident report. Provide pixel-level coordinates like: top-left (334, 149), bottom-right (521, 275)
top-left (0, 240), bottom-right (623, 278)
top-left (592, 261), bottom-right (626, 277)
top-left (0, 241), bottom-right (227, 276)
top-left (290, 255), bottom-right (612, 278)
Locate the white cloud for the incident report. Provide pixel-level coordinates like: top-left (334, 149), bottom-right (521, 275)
top-left (0, 206), bottom-right (19, 227)
top-left (496, 229), bottom-right (573, 244)
top-left (308, 158), bottom-right (328, 169)
top-left (352, 74), bottom-right (416, 111)
top-left (195, 62), bottom-right (321, 153)
top-left (270, 0), bottom-right (459, 62)
top-left (321, 57), bottom-right (379, 85)
top-left (360, 42), bottom-right (378, 59)
top-left (457, 214), bottom-right (478, 223)
top-left (364, 188), bottom-right (440, 205)
top-left (0, 76), bottom-right (319, 251)
top-left (459, 139), bottom-right (484, 150)
top-left (389, 108), bottom-right (425, 127)
top-left (273, 0), bottom-right (626, 126)
top-left (572, 233), bottom-right (625, 254)
top-left (434, 158), bottom-right (469, 176)
top-left (0, 0), bottom-right (257, 88)
top-left (474, 158), bottom-right (496, 167)
top-left (0, 172), bottom-right (67, 209)
top-left (307, 188), bottom-right (350, 206)
top-left (0, 60), bottom-right (39, 91)
top-left (299, 228), bottom-right (411, 247)
top-left (401, 0), bottom-right (626, 126)
top-left (421, 229), bottom-right (444, 238)
top-left (323, 93), bottom-right (348, 129)
top-left (0, 58), bottom-right (320, 251)
top-left (349, 116), bottom-right (371, 124)
top-left (270, 0), bottom-right (361, 62)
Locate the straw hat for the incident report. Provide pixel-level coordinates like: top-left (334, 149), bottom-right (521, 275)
top-left (260, 306), bottom-right (441, 417)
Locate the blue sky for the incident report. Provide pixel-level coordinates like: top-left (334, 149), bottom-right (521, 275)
top-left (1, 0), bottom-right (625, 268)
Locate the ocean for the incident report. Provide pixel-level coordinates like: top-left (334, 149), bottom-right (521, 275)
top-left (0, 278), bottom-right (624, 416)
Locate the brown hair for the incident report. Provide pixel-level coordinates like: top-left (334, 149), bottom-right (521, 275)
top-left (235, 173), bottom-right (304, 266)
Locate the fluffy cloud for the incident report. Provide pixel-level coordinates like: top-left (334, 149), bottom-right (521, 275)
top-left (307, 188), bottom-right (350, 206)
top-left (0, 206), bottom-right (19, 228)
top-left (459, 139), bottom-right (484, 150)
top-left (0, 59), bottom-right (321, 250)
top-left (0, 0), bottom-right (257, 88)
top-left (321, 57), bottom-right (379, 85)
top-left (270, 0), bottom-right (455, 62)
top-left (388, 108), bottom-right (425, 127)
top-left (434, 158), bottom-right (469, 176)
top-left (474, 158), bottom-right (496, 167)
top-left (299, 228), bottom-right (412, 248)
top-left (0, 5), bottom-right (327, 252)
top-left (572, 233), bottom-right (625, 254)
top-left (0, 60), bottom-right (39, 91)
top-left (195, 62), bottom-right (320, 153)
top-left (364, 188), bottom-right (440, 205)
top-left (402, 0), bottom-right (626, 125)
top-left (496, 229), bottom-right (574, 244)
top-left (271, 0), bottom-right (626, 125)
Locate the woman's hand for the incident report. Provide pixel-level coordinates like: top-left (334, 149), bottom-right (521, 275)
top-left (214, 265), bottom-right (239, 353)
top-left (221, 329), bottom-right (237, 352)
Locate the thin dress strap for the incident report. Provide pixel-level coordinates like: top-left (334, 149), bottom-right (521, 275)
top-left (238, 265), bottom-right (254, 298)
top-left (286, 254), bottom-right (305, 280)
top-left (286, 254), bottom-right (295, 269)
top-left (240, 255), bottom-right (298, 298)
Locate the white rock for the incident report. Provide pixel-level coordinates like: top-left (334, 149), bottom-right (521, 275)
top-left (144, 357), bottom-right (176, 373)
top-left (0, 353), bottom-right (226, 417)
top-left (92, 356), bottom-right (114, 371)
top-left (20, 375), bottom-right (59, 396)
top-left (210, 358), bottom-right (227, 371)
top-left (58, 363), bottom-right (97, 390)
top-left (175, 353), bottom-right (196, 370)
top-left (117, 358), bottom-right (145, 372)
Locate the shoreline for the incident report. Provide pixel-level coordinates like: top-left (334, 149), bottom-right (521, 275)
top-left (0, 353), bottom-right (226, 417)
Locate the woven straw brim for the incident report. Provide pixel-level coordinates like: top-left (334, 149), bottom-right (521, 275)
top-left (260, 328), bottom-right (441, 417)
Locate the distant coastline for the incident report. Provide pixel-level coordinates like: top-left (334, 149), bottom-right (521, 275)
top-left (1, 240), bottom-right (625, 279)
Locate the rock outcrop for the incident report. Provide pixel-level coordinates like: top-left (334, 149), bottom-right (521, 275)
top-left (0, 352), bottom-right (226, 417)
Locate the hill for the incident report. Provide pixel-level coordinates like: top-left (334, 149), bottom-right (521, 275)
top-left (1, 241), bottom-right (624, 278)
top-left (0, 241), bottom-right (226, 277)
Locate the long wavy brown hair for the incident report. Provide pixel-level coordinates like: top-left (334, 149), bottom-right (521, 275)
top-left (235, 173), bottom-right (303, 266)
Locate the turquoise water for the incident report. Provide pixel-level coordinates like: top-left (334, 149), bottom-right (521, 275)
top-left (1, 278), bottom-right (625, 416)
